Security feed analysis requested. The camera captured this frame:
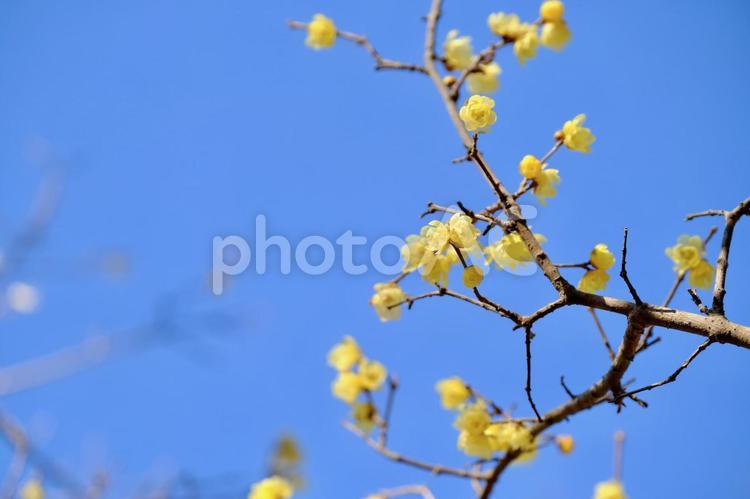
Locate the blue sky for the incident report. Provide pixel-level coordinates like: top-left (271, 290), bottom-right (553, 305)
top-left (1, 0), bottom-right (749, 497)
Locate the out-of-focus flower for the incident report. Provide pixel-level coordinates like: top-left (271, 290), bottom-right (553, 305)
top-left (435, 376), bottom-right (471, 409)
top-left (555, 434), bottom-right (575, 454)
top-left (467, 62), bottom-right (501, 94)
top-left (540, 1), bottom-right (565, 23)
top-left (351, 402), bottom-right (377, 433)
top-left (590, 244), bottom-right (615, 270)
top-left (593, 480), bottom-right (627, 499)
top-left (21, 480), bottom-right (44, 499)
top-left (665, 235), bottom-right (705, 271)
top-left (485, 233), bottom-right (546, 269)
top-left (541, 21), bottom-right (571, 50)
top-left (444, 30), bottom-right (474, 70)
top-left (514, 29), bottom-right (539, 65)
top-left (370, 282), bottom-right (407, 322)
top-left (578, 268), bottom-right (610, 293)
top-left (688, 259), bottom-right (715, 289)
top-left (327, 336), bottom-right (363, 371)
top-left (332, 371), bottom-right (362, 403)
top-left (305, 14), bottom-right (336, 49)
top-left (533, 168), bottom-right (560, 205)
top-left (462, 265), bottom-right (484, 288)
top-left (248, 476), bottom-right (293, 499)
top-left (358, 358), bottom-right (387, 391)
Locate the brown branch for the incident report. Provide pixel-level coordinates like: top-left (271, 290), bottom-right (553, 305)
top-left (343, 422), bottom-right (487, 480)
top-left (524, 328), bottom-right (543, 422)
top-left (379, 376), bottom-right (399, 447)
top-left (287, 20), bottom-right (427, 74)
top-left (687, 289), bottom-right (710, 315)
top-left (707, 196), bottom-right (750, 315)
top-left (617, 338), bottom-right (713, 401)
top-left (369, 484), bottom-right (436, 499)
top-left (619, 228), bottom-right (642, 305)
top-left (450, 40), bottom-right (508, 100)
top-left (589, 307), bottom-right (616, 361)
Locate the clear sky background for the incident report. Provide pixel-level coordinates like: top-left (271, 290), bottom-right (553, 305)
top-left (1, 0), bottom-right (750, 497)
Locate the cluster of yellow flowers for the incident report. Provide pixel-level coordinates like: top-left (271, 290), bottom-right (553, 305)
top-left (305, 14), bottom-right (336, 49)
top-left (435, 377), bottom-right (538, 461)
top-left (488, 1), bottom-right (571, 66)
top-left (665, 235), bottom-right (715, 289)
top-left (485, 232), bottom-right (546, 270)
top-left (578, 244), bottom-right (616, 293)
top-left (248, 476), bottom-right (294, 499)
top-left (328, 336), bottom-right (387, 431)
top-left (399, 212), bottom-right (485, 290)
top-left (593, 479), bottom-right (628, 499)
top-left (518, 154), bottom-right (560, 205)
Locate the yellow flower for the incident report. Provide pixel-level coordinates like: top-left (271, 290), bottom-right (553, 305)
top-left (327, 336), bottom-right (362, 371)
top-left (560, 114), bottom-right (595, 153)
top-left (540, 1), bottom-right (565, 23)
top-left (454, 401), bottom-right (491, 436)
top-left (578, 268), bottom-right (610, 293)
top-left (484, 422), bottom-right (537, 463)
top-left (20, 480), bottom-right (44, 499)
top-left (457, 431), bottom-right (494, 459)
top-left (305, 14), bottom-right (336, 50)
top-left (541, 21), bottom-right (572, 51)
top-left (665, 235), bottom-right (705, 272)
top-left (248, 476), bottom-right (294, 499)
top-left (459, 95), bottom-right (497, 133)
top-left (533, 168), bottom-right (560, 205)
top-left (462, 265), bottom-right (484, 288)
top-left (448, 213), bottom-right (480, 249)
top-left (370, 282), bottom-right (407, 322)
top-left (590, 243), bottom-right (615, 270)
top-left (467, 62), bottom-right (501, 94)
top-left (351, 402), bottom-right (377, 433)
top-left (487, 12), bottom-right (528, 39)
top-left (593, 480), bottom-right (627, 499)
top-left (401, 235), bottom-right (427, 272)
top-left (358, 358), bottom-right (387, 391)
top-left (420, 253), bottom-right (452, 288)
top-left (436, 376), bottom-right (471, 409)
top-left (485, 233), bottom-right (546, 269)
top-left (688, 259), bottom-right (715, 289)
top-left (555, 434), bottom-right (575, 454)
top-left (444, 30), bottom-right (474, 70)
top-left (514, 29), bottom-right (539, 65)
top-left (518, 154), bottom-right (542, 180)
top-left (332, 371), bottom-right (362, 403)
top-left (421, 220), bottom-right (451, 253)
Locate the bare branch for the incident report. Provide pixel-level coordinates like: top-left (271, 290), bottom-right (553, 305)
top-left (709, 196), bottom-right (750, 315)
top-left (343, 422), bottom-right (487, 480)
top-left (524, 328), bottom-right (543, 422)
top-left (619, 228), bottom-right (642, 305)
top-left (617, 338), bottom-right (713, 401)
top-left (287, 20), bottom-right (427, 74)
top-left (687, 289), bottom-right (710, 315)
top-left (589, 307), bottom-right (616, 361)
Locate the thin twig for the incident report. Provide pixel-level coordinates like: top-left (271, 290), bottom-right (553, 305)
top-left (379, 376), bottom-right (399, 447)
top-left (287, 20), bottom-right (427, 74)
top-left (368, 484), bottom-right (436, 499)
top-left (613, 431), bottom-right (625, 482)
top-left (619, 228), bottom-right (642, 305)
top-left (343, 422), bottom-right (487, 480)
top-left (588, 307), bottom-right (616, 361)
top-left (708, 196), bottom-right (750, 315)
top-left (524, 327), bottom-right (543, 422)
top-left (687, 289), bottom-right (710, 315)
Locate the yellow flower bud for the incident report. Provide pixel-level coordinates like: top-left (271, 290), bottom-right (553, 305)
top-left (459, 95), bottom-right (497, 133)
top-left (305, 14), bottom-right (336, 50)
top-left (578, 268), bottom-right (610, 293)
top-left (593, 480), bottom-right (627, 499)
top-left (514, 29), bottom-right (539, 65)
top-left (462, 265), bottom-right (484, 288)
top-left (248, 476), bottom-right (294, 499)
top-left (590, 243), bottom-right (615, 270)
top-left (519, 154), bottom-right (543, 179)
top-left (327, 336), bottom-right (363, 371)
top-left (541, 21), bottom-right (571, 51)
top-left (540, 1), bottom-right (565, 23)
top-left (555, 434), bottom-right (575, 454)
top-left (358, 358), bottom-right (387, 391)
top-left (444, 30), bottom-right (474, 70)
top-left (435, 376), bottom-right (471, 409)
top-left (467, 62), bottom-right (501, 94)
top-left (442, 75), bottom-right (457, 87)
top-left (332, 371), bottom-right (362, 403)
top-left (369, 282), bottom-right (407, 322)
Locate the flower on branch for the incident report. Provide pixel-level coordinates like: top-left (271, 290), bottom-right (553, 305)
top-left (370, 282), bottom-right (407, 322)
top-left (248, 476), bottom-right (294, 499)
top-left (459, 95), bottom-right (497, 133)
top-left (305, 14), bottom-right (336, 50)
top-left (435, 376), bottom-right (471, 409)
top-left (444, 30), bottom-right (474, 70)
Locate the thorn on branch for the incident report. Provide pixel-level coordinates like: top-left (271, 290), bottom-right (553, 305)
top-left (619, 228), bottom-right (642, 305)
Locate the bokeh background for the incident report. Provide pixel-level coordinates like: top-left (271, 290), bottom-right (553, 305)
top-left (2, 0), bottom-right (750, 497)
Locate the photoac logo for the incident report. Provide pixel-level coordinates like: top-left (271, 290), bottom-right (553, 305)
top-left (211, 207), bottom-right (540, 295)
